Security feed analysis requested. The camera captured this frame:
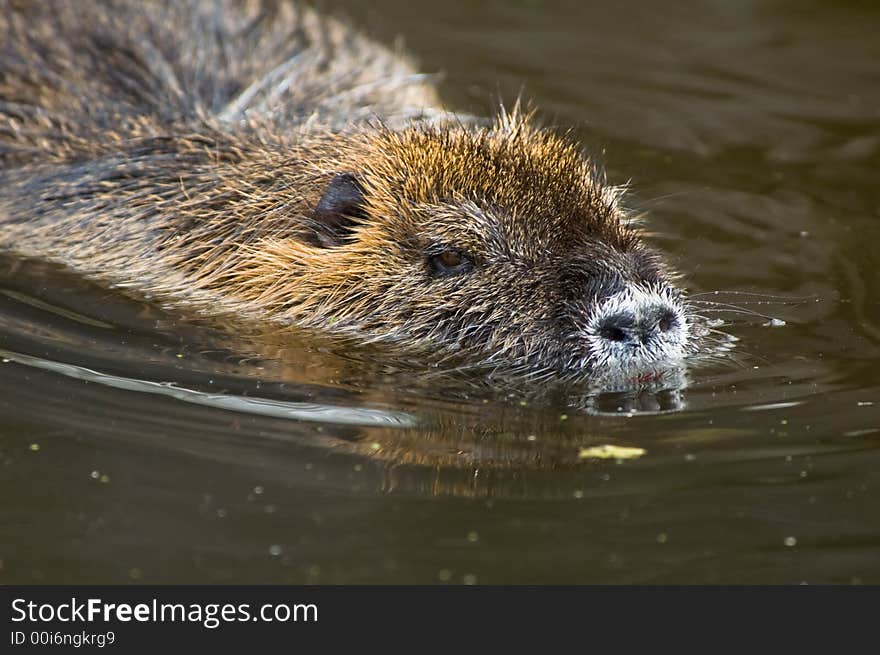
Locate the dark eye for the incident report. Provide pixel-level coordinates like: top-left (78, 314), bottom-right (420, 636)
top-left (428, 249), bottom-right (474, 276)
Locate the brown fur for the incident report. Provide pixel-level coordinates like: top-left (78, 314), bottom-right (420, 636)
top-left (0, 0), bottom-right (681, 379)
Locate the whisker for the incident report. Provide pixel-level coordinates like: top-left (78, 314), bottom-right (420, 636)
top-left (688, 300), bottom-right (783, 322)
top-left (690, 290), bottom-right (816, 302)
top-left (692, 299), bottom-right (803, 307)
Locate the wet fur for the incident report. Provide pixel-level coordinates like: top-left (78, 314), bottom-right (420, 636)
top-left (0, 0), bottom-right (683, 379)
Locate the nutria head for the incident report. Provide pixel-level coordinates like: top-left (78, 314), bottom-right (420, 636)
top-left (226, 112), bottom-right (693, 381)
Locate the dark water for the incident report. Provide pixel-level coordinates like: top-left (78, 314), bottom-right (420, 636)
top-left (2, 0), bottom-right (879, 584)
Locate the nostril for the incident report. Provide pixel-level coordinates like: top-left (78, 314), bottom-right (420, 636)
top-left (657, 309), bottom-right (678, 333)
top-left (598, 312), bottom-right (635, 343)
top-left (599, 325), bottom-right (627, 342)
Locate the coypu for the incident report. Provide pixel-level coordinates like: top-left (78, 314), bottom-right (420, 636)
top-left (0, 0), bottom-right (699, 382)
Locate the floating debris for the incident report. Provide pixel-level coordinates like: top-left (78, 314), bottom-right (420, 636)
top-left (578, 445), bottom-right (646, 460)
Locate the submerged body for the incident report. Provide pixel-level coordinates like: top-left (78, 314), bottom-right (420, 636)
top-left (0, 0), bottom-right (697, 381)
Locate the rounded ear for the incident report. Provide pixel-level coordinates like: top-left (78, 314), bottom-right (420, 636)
top-left (308, 173), bottom-right (367, 248)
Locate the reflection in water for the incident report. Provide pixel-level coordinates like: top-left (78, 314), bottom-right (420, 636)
top-left (580, 383), bottom-right (686, 416)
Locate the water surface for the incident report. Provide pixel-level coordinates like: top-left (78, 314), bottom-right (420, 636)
top-left (1, 0), bottom-right (878, 584)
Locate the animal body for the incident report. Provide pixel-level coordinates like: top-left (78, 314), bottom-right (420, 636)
top-left (0, 0), bottom-right (696, 380)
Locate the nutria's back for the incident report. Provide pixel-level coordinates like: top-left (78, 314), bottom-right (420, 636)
top-left (0, 0), bottom-right (700, 382)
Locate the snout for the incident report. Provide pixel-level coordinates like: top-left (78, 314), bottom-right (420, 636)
top-left (586, 285), bottom-right (689, 370)
top-left (597, 304), bottom-right (680, 347)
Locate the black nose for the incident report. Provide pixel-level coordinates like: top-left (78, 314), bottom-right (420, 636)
top-left (598, 306), bottom-right (678, 345)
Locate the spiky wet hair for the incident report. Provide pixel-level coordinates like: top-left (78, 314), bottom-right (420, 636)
top-left (0, 0), bottom-right (682, 380)
top-left (170, 110), bottom-right (674, 378)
